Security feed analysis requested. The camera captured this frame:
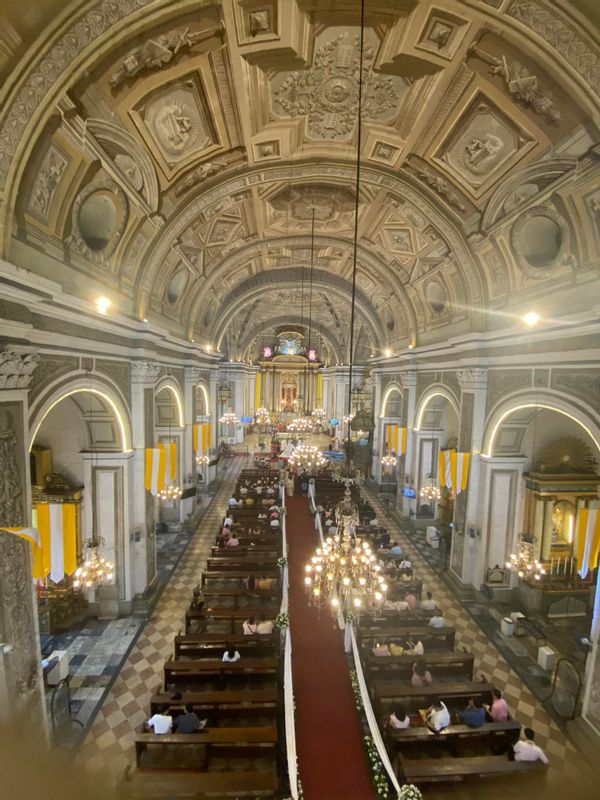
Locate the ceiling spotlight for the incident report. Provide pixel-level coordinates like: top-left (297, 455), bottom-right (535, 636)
top-left (96, 296), bottom-right (111, 314)
top-left (206, 344), bottom-right (212, 352)
top-left (384, 348), bottom-right (392, 358)
top-left (408, 343), bottom-right (414, 350)
top-left (523, 311), bottom-right (541, 327)
top-left (142, 318), bottom-right (148, 323)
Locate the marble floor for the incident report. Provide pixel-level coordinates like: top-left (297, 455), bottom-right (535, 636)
top-left (74, 455), bottom-right (248, 787)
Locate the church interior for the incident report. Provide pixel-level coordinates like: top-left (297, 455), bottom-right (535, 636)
top-left (0, 0), bottom-right (599, 798)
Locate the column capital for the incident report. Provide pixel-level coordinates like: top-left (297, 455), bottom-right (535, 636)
top-left (131, 360), bottom-right (161, 384)
top-left (184, 366), bottom-right (203, 383)
top-left (0, 348), bottom-right (39, 389)
top-left (399, 370), bottom-right (417, 389)
top-left (457, 368), bottom-right (488, 390)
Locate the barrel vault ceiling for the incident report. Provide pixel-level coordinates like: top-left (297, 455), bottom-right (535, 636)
top-left (1, 0), bottom-right (600, 362)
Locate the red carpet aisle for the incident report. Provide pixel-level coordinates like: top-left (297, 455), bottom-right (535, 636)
top-left (286, 495), bottom-right (376, 800)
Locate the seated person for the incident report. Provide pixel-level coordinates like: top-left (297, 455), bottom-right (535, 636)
top-left (243, 575), bottom-right (256, 591)
top-left (485, 688), bottom-right (510, 722)
top-left (270, 517), bottom-right (280, 529)
top-left (270, 510), bottom-right (280, 519)
top-left (372, 642), bottom-right (391, 657)
top-left (513, 728), bottom-right (549, 764)
top-left (269, 504), bottom-right (279, 512)
top-left (400, 569), bottom-right (413, 583)
top-left (420, 591), bottom-right (436, 611)
top-left (389, 642), bottom-right (405, 656)
top-left (385, 596), bottom-right (410, 612)
top-left (256, 576), bottom-right (274, 591)
top-left (223, 513), bottom-right (234, 527)
top-left (429, 614), bottom-right (447, 628)
top-left (406, 639), bottom-right (424, 656)
top-left (236, 498), bottom-right (244, 507)
top-left (425, 697), bottom-right (450, 732)
top-left (459, 697), bottom-right (486, 727)
top-left (399, 557), bottom-right (412, 570)
top-left (240, 486), bottom-right (248, 496)
top-left (245, 497), bottom-right (255, 506)
top-left (228, 496), bottom-right (238, 508)
top-left (266, 485), bottom-right (276, 496)
top-left (147, 712), bottom-right (173, 734)
top-left (411, 660), bottom-right (433, 688)
top-left (389, 542), bottom-right (403, 557)
top-left (191, 586), bottom-right (204, 611)
top-left (221, 524), bottom-right (232, 541)
top-left (173, 705), bottom-right (205, 734)
top-left (222, 647), bottom-right (241, 662)
top-left (226, 534), bottom-right (239, 548)
top-left (243, 615), bottom-right (258, 635)
top-left (378, 532), bottom-right (391, 548)
top-left (255, 483), bottom-right (263, 495)
top-left (404, 591), bottom-right (418, 610)
top-left (389, 704), bottom-right (410, 730)
top-left (256, 615), bottom-right (274, 634)
top-left (258, 512), bottom-right (267, 520)
top-left (369, 516), bottom-right (379, 527)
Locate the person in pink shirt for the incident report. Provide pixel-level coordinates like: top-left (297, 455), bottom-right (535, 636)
top-left (485, 688), bottom-right (509, 722)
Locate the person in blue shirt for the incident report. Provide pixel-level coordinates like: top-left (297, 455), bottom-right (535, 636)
top-left (389, 542), bottom-right (403, 557)
top-left (459, 697), bottom-right (486, 727)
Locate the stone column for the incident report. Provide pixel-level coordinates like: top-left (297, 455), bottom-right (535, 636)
top-left (0, 532), bottom-right (48, 742)
top-left (82, 451), bottom-right (134, 616)
top-left (130, 361), bottom-right (161, 593)
top-left (452, 368), bottom-right (488, 586)
top-left (183, 367), bottom-right (203, 520)
top-left (399, 370), bottom-right (417, 517)
top-left (541, 498), bottom-right (555, 561)
top-left (370, 371), bottom-right (383, 482)
top-left (533, 497), bottom-right (545, 560)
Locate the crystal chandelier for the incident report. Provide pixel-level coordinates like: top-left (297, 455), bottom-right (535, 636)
top-left (219, 411), bottom-right (239, 425)
top-left (289, 443), bottom-right (326, 470)
top-left (288, 416), bottom-right (313, 433)
top-left (381, 451), bottom-right (397, 469)
top-left (342, 413), bottom-right (355, 424)
top-left (158, 483), bottom-right (183, 501)
top-left (311, 408), bottom-right (327, 421)
top-left (255, 407), bottom-right (271, 424)
top-left (419, 476), bottom-right (441, 502)
top-left (73, 540), bottom-right (114, 589)
top-left (506, 535), bottom-right (546, 581)
top-left (303, 485), bottom-right (387, 614)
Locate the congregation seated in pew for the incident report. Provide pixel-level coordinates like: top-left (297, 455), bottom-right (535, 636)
top-left (429, 614), bottom-right (448, 628)
top-left (222, 647), bottom-right (241, 663)
top-left (485, 688), bottom-right (510, 722)
top-left (389, 704), bottom-right (411, 730)
top-left (411, 660), bottom-right (432, 688)
top-left (424, 697), bottom-right (451, 732)
top-left (459, 697), bottom-right (487, 728)
top-left (512, 727), bottom-right (549, 764)
top-left (421, 591), bottom-right (436, 611)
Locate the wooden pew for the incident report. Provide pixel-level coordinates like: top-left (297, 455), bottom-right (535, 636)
top-left (174, 632), bottom-right (278, 659)
top-left (121, 768), bottom-right (278, 798)
top-left (201, 570), bottom-right (279, 588)
top-left (206, 556), bottom-right (279, 571)
top-left (196, 588), bottom-right (280, 608)
top-left (185, 606), bottom-right (278, 634)
top-left (150, 687), bottom-right (278, 714)
top-left (210, 545), bottom-right (280, 556)
top-left (373, 680), bottom-right (494, 715)
top-left (398, 753), bottom-right (547, 785)
top-left (365, 650), bottom-right (474, 681)
top-left (386, 720), bottom-right (521, 756)
top-left (357, 626), bottom-right (456, 652)
top-left (364, 608), bottom-right (441, 624)
top-left (164, 657), bottom-right (278, 687)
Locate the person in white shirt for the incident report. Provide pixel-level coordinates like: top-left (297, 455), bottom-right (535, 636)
top-left (222, 647), bottom-right (241, 662)
top-left (223, 514), bottom-right (234, 527)
top-left (256, 615), bottom-right (274, 634)
top-left (406, 639), bottom-right (424, 656)
top-left (385, 599), bottom-right (409, 612)
top-left (421, 591), bottom-right (436, 610)
top-left (147, 713), bottom-right (173, 734)
top-left (513, 728), bottom-right (549, 764)
top-left (426, 699), bottom-right (450, 732)
top-left (389, 705), bottom-right (410, 730)
top-left (369, 516), bottom-right (379, 527)
top-left (228, 496), bottom-right (237, 507)
top-left (270, 518), bottom-right (280, 528)
top-left (429, 614), bottom-right (447, 628)
top-left (399, 557), bottom-right (412, 570)
top-left (269, 504), bottom-right (279, 512)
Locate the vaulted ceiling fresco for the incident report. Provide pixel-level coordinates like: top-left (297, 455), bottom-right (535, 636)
top-left (1, 0), bottom-right (599, 361)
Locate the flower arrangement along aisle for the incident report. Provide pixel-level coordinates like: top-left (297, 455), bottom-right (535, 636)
top-left (398, 785), bottom-right (423, 800)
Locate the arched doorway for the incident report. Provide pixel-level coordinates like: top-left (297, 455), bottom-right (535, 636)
top-left (153, 381), bottom-right (184, 524)
top-left (379, 383), bottom-right (403, 487)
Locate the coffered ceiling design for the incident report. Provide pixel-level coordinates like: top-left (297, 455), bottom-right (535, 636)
top-left (1, 0), bottom-right (599, 362)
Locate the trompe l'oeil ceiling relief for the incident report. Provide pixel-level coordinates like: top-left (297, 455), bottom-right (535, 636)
top-left (2, 0), bottom-right (599, 360)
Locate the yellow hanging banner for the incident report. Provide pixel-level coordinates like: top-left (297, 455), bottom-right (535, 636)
top-left (255, 372), bottom-right (262, 409)
top-left (2, 527), bottom-right (44, 580)
top-left (577, 508), bottom-right (600, 578)
top-left (145, 447), bottom-right (167, 494)
top-left (193, 423), bottom-right (199, 452)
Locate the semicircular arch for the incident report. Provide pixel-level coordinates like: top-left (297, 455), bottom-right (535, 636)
top-left (414, 385), bottom-right (460, 431)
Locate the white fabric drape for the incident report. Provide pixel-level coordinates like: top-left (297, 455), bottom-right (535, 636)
top-left (279, 482), bottom-right (299, 798)
top-left (350, 625), bottom-right (402, 796)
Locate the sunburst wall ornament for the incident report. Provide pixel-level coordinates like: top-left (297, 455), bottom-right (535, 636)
top-left (537, 437), bottom-right (596, 474)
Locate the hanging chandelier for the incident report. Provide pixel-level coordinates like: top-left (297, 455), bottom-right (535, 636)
top-left (157, 483), bottom-right (183, 501)
top-left (303, 485), bottom-right (387, 613)
top-left (289, 443), bottom-right (326, 470)
top-left (343, 413), bottom-right (355, 424)
top-left (255, 407), bottom-right (271, 424)
top-left (219, 411), bottom-right (239, 425)
top-left (311, 408), bottom-right (327, 421)
top-left (73, 540), bottom-right (115, 589)
top-left (506, 535), bottom-right (546, 581)
top-left (288, 416), bottom-right (313, 433)
top-left (420, 476), bottom-right (441, 502)
top-left (381, 451), bottom-right (397, 469)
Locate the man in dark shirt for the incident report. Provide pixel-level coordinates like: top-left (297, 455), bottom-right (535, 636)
top-left (173, 705), bottom-right (204, 733)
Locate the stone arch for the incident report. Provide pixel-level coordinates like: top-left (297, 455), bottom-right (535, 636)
top-left (28, 372), bottom-right (132, 451)
top-left (414, 386), bottom-right (460, 431)
top-left (196, 382), bottom-right (210, 417)
top-left (236, 315), bottom-right (345, 364)
top-left (380, 382), bottom-right (403, 418)
top-left (154, 378), bottom-right (184, 428)
top-left (482, 389), bottom-right (600, 458)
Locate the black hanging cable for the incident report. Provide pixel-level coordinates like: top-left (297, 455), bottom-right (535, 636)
top-left (347, 0), bottom-right (365, 445)
top-left (305, 206), bottom-right (316, 414)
